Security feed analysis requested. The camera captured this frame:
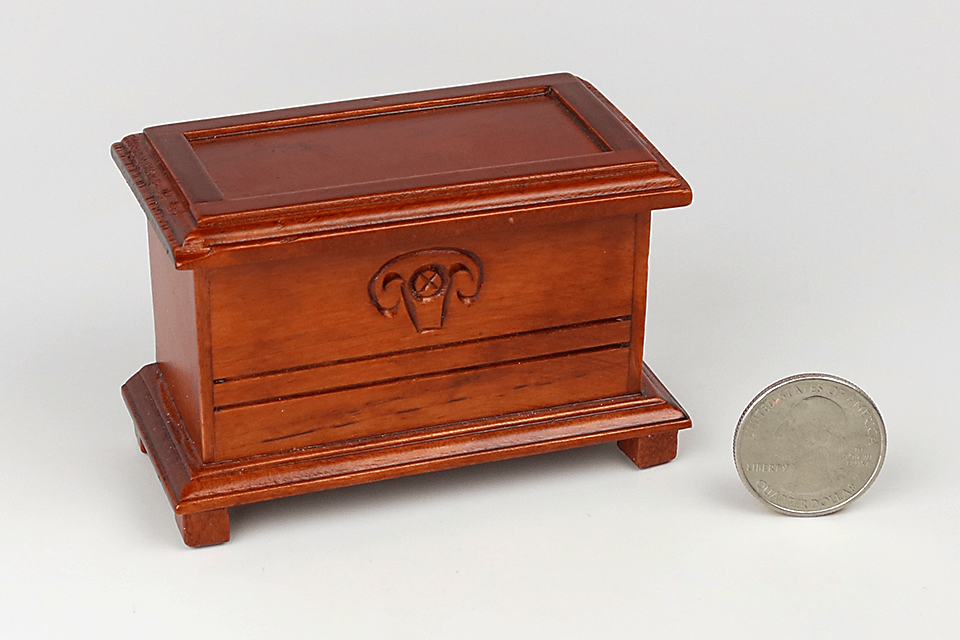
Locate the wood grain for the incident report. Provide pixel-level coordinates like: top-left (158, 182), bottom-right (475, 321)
top-left (113, 73), bottom-right (694, 546)
top-left (213, 347), bottom-right (631, 460)
top-left (212, 318), bottom-right (630, 407)
top-left (206, 210), bottom-right (636, 379)
top-left (124, 362), bottom-right (691, 546)
top-left (147, 224), bottom-right (208, 452)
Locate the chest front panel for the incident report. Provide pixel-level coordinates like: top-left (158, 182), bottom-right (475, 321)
top-left (206, 210), bottom-right (639, 460)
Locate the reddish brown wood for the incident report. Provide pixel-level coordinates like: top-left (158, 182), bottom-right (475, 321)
top-left (204, 209), bottom-right (636, 380)
top-left (176, 509), bottom-right (230, 548)
top-left (123, 362), bottom-right (691, 525)
top-left (212, 319), bottom-right (630, 407)
top-left (146, 226), bottom-right (208, 456)
top-left (617, 432), bottom-right (679, 468)
top-left (627, 211), bottom-right (652, 393)
top-left (114, 73), bottom-right (693, 546)
top-left (214, 348), bottom-right (631, 460)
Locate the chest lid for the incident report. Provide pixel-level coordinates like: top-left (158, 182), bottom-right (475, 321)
top-left (112, 73), bottom-right (691, 268)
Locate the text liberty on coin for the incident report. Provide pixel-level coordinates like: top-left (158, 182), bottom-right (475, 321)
top-left (733, 374), bottom-right (886, 516)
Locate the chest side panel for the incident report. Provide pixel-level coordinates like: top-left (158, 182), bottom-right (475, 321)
top-left (148, 225), bottom-right (207, 451)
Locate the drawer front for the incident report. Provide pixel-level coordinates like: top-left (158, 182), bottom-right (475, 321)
top-left (206, 209), bottom-right (639, 460)
top-left (213, 346), bottom-right (631, 460)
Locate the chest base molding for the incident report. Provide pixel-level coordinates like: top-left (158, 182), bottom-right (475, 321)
top-left (123, 361), bottom-right (691, 547)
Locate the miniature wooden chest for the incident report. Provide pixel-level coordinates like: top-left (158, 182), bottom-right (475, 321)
top-left (114, 73), bottom-right (693, 546)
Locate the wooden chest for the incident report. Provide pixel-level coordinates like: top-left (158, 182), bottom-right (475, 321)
top-left (113, 73), bottom-right (693, 546)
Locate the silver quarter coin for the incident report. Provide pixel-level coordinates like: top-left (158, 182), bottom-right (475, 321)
top-left (733, 373), bottom-right (886, 516)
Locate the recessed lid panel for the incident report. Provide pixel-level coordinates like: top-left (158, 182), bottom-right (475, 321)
top-left (187, 93), bottom-right (607, 201)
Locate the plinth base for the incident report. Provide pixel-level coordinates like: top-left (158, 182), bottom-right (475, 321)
top-left (122, 362), bottom-right (691, 547)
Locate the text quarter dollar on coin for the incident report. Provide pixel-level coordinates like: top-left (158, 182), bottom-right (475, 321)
top-left (733, 374), bottom-right (886, 516)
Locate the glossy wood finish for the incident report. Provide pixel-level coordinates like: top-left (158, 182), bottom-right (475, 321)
top-left (146, 226), bottom-right (209, 454)
top-left (114, 74), bottom-right (693, 546)
top-left (113, 74), bottom-right (691, 270)
top-left (176, 509), bottom-right (229, 548)
top-left (125, 362), bottom-right (690, 547)
top-left (205, 209), bottom-right (636, 381)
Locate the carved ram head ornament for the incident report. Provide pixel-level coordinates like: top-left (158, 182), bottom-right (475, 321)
top-left (368, 247), bottom-right (484, 333)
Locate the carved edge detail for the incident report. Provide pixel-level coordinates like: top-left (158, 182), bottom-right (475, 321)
top-left (111, 135), bottom-right (205, 265)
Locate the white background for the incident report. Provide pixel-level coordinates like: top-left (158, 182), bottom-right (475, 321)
top-left (2, 1), bottom-right (957, 637)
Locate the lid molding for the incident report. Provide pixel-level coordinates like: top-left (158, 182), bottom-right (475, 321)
top-left (113, 73), bottom-right (692, 269)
